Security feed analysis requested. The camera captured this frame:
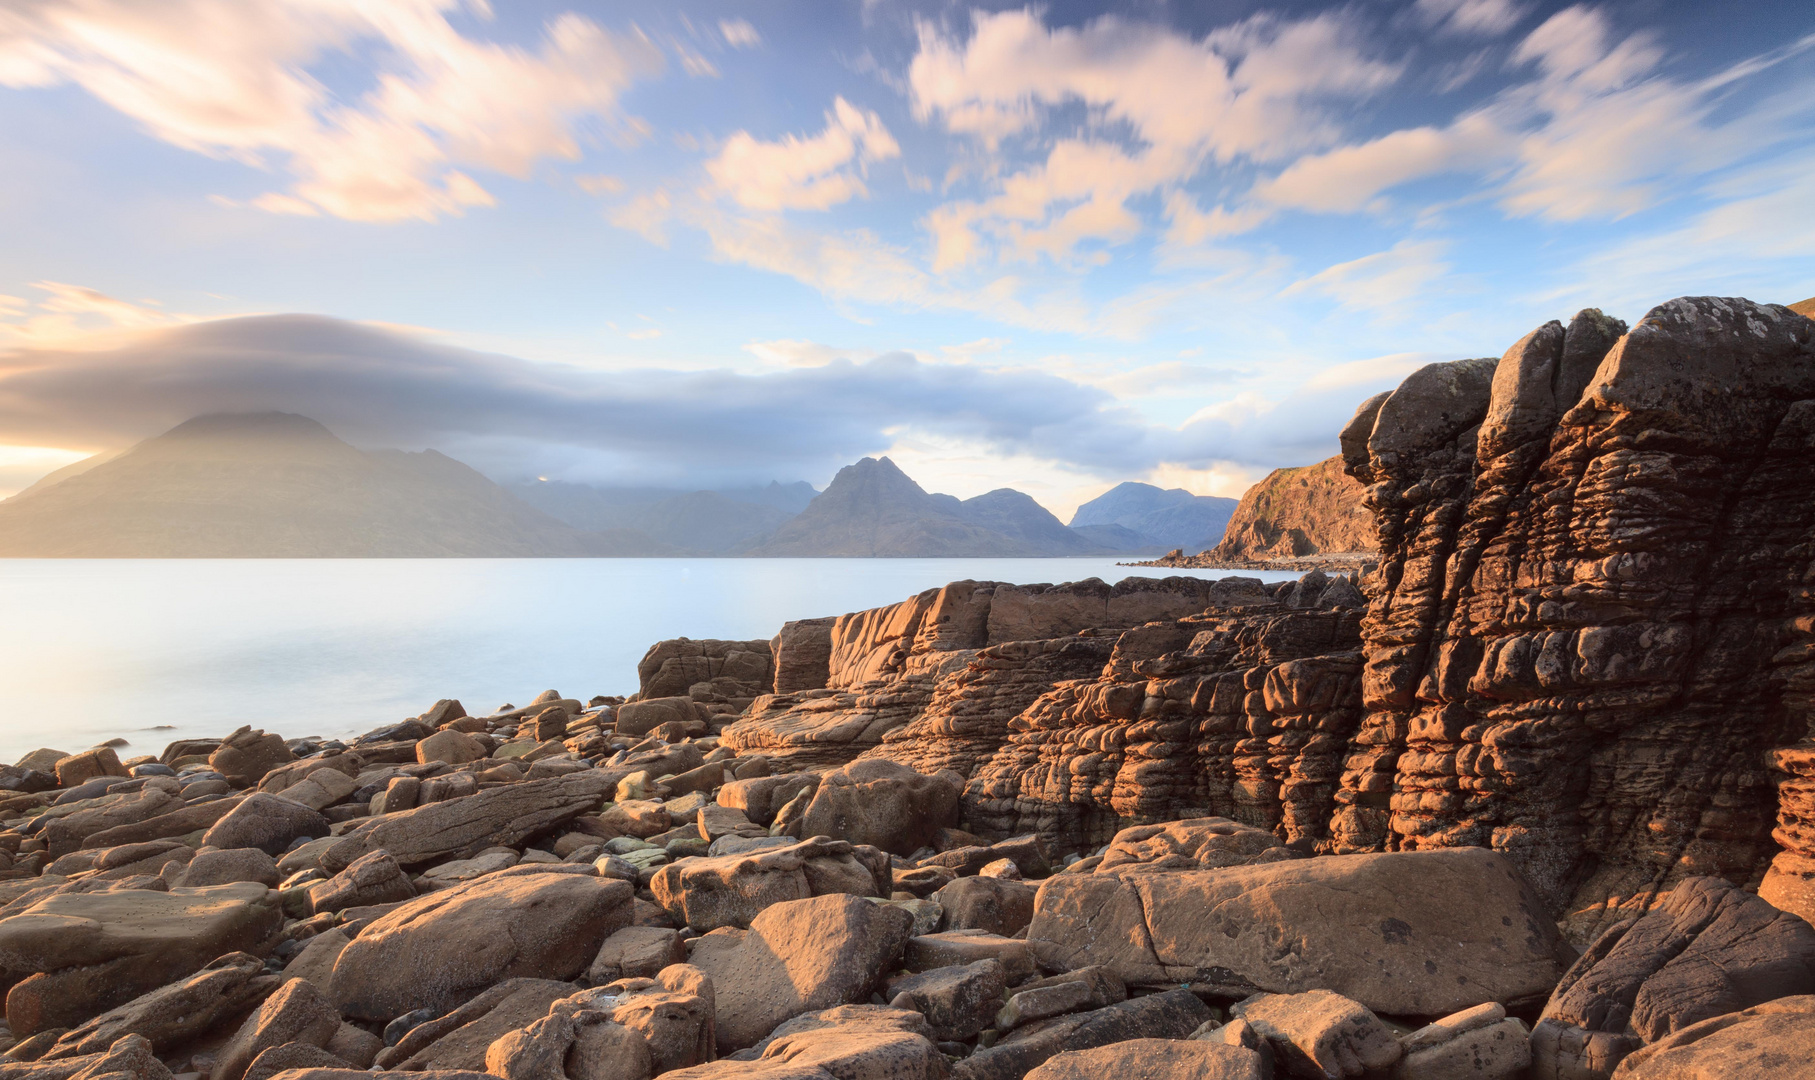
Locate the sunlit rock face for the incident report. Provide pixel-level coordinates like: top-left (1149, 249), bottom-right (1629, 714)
top-left (843, 297), bottom-right (1815, 942)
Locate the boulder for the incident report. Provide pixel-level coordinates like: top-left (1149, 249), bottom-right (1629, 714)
top-left (1027, 848), bottom-right (1569, 1015)
top-left (589, 926), bottom-right (688, 983)
top-left (772, 618), bottom-right (836, 694)
top-left (329, 869), bottom-right (633, 1021)
top-left (1095, 817), bottom-right (1293, 873)
top-left (279, 928), bottom-right (351, 993)
top-left (1532, 876), bottom-right (1815, 1079)
top-left (934, 876), bottom-right (1036, 937)
top-left (179, 848), bottom-right (282, 888)
top-left (1396, 1003), bottom-right (1530, 1080)
top-left (885, 959), bottom-right (1006, 1041)
top-left (306, 850), bottom-right (415, 914)
top-left (213, 979), bottom-right (344, 1080)
top-left (210, 728), bottom-right (296, 786)
top-left (318, 771), bottom-right (616, 872)
top-left (418, 730), bottom-right (487, 766)
top-left (485, 969), bottom-right (715, 1080)
top-left (687, 893), bottom-right (916, 1053)
top-left (717, 774), bottom-right (819, 828)
top-left (649, 836), bottom-right (888, 931)
top-left (276, 769), bottom-right (359, 812)
top-left (374, 978), bottom-right (574, 1071)
top-left (952, 989), bottom-right (1213, 1080)
top-left (77, 794), bottom-right (243, 850)
top-left (1610, 994), bottom-right (1815, 1079)
top-left (54, 748), bottom-right (129, 788)
top-left (242, 1043), bottom-right (353, 1080)
top-left (43, 785), bottom-right (185, 855)
top-left (1023, 1039), bottom-right (1265, 1080)
top-left (904, 931), bottom-right (1035, 983)
top-left (202, 793), bottom-right (332, 856)
top-left (1231, 990), bottom-right (1402, 1079)
top-left (41, 953), bottom-right (275, 1058)
top-left (8, 1033), bottom-right (173, 1080)
top-left (799, 760), bottom-right (960, 855)
top-left (618, 697), bottom-right (704, 738)
top-left (0, 882), bottom-right (282, 1036)
top-left (997, 968), bottom-right (1125, 1030)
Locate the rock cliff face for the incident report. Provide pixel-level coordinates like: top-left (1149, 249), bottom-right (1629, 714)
top-left (714, 296), bottom-right (1815, 945)
top-left (1209, 455), bottom-right (1376, 561)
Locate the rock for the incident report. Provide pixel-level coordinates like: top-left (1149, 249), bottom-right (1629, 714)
top-left (318, 770), bottom-right (617, 872)
top-left (179, 848), bottom-right (282, 888)
top-left (1232, 990), bottom-right (1402, 1079)
top-left (41, 953), bottom-right (275, 1058)
top-left (279, 928), bottom-right (351, 993)
top-left (54, 748), bottom-right (129, 788)
top-left (772, 618), bottom-right (836, 694)
top-left (886, 959), bottom-right (1006, 1041)
top-left (1206, 454), bottom-right (1376, 563)
top-left (306, 850), bottom-right (415, 914)
top-left (717, 774), bottom-right (819, 828)
top-left (894, 865), bottom-right (957, 899)
top-left (1023, 1039), bottom-right (1266, 1080)
top-left (905, 931), bottom-right (1036, 983)
top-left (687, 893), bottom-right (916, 1053)
top-left (1095, 818), bottom-right (1292, 873)
top-left (952, 989), bottom-right (1213, 1080)
top-left (934, 876), bottom-right (1036, 937)
top-left (1531, 876), bottom-right (1815, 1079)
top-left (649, 836), bottom-right (888, 931)
top-left (242, 1043), bottom-right (353, 1080)
top-left (1610, 994), bottom-right (1815, 1079)
top-left (485, 968), bottom-right (715, 1080)
top-left (214, 979), bottom-right (344, 1080)
top-left (1396, 1003), bottom-right (1529, 1079)
top-left (43, 785), bottom-right (185, 855)
top-left (799, 759), bottom-right (961, 855)
top-left (0, 882), bottom-right (283, 1036)
top-left (417, 729), bottom-right (487, 766)
top-left (618, 697), bottom-right (705, 738)
top-left (210, 728), bottom-right (296, 786)
top-left (922, 835), bottom-right (1050, 879)
top-left (1027, 848), bottom-right (1568, 1015)
top-left (16, 1033), bottom-right (173, 1080)
top-left (603, 799), bottom-right (674, 838)
top-left (589, 926), bottom-right (687, 983)
top-left (202, 793), bottom-right (332, 856)
top-left (329, 870), bottom-right (633, 1021)
top-left (276, 768), bottom-right (359, 812)
top-left (77, 794), bottom-right (243, 850)
top-left (637, 637), bottom-right (775, 702)
top-left (996, 970), bottom-right (1124, 1031)
top-left (375, 978), bottom-right (574, 1071)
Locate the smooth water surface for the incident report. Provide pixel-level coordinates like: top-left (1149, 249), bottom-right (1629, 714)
top-left (0, 558), bottom-right (1299, 762)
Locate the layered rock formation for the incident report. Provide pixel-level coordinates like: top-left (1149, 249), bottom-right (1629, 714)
top-left (1209, 455), bottom-right (1376, 562)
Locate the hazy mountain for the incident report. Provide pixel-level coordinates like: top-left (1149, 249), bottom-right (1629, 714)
top-left (745, 456), bottom-right (1106, 557)
top-left (510, 479), bottom-right (816, 553)
top-left (0, 413), bottom-right (666, 557)
top-left (1069, 481), bottom-right (1239, 551)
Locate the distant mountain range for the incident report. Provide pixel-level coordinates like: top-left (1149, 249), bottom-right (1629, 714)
top-left (1067, 481), bottom-right (1238, 553)
top-left (0, 413), bottom-right (647, 557)
top-left (0, 413), bottom-right (1239, 558)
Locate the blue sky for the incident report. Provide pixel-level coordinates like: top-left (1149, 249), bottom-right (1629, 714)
top-left (1, 0), bottom-right (1811, 513)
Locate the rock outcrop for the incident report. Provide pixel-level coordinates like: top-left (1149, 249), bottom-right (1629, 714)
top-left (1208, 455), bottom-right (1377, 563)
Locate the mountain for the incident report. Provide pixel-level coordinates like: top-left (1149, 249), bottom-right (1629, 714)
top-left (745, 456), bottom-right (1104, 557)
top-left (1208, 455), bottom-right (1375, 561)
top-left (510, 480), bottom-right (816, 554)
top-left (1792, 296), bottom-right (1815, 317)
top-left (0, 413), bottom-right (665, 557)
top-left (1068, 481), bottom-right (1238, 551)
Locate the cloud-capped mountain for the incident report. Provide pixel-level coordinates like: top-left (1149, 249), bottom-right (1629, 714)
top-left (0, 413), bottom-right (663, 557)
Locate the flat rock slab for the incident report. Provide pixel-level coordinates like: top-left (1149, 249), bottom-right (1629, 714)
top-left (1027, 848), bottom-right (1568, 1016)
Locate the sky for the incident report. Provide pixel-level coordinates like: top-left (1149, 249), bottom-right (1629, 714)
top-left (1, 0), bottom-right (1811, 515)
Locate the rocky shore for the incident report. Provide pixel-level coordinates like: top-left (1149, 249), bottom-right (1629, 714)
top-left (1, 294), bottom-right (1813, 1080)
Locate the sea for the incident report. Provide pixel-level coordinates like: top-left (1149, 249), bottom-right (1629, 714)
top-left (0, 558), bottom-right (1302, 764)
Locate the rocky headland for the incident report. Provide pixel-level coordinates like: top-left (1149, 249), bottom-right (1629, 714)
top-left (2, 295), bottom-right (1814, 1080)
top-left (1127, 455), bottom-right (1377, 572)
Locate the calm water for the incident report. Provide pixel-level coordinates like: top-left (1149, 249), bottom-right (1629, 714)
top-left (0, 559), bottom-right (1299, 763)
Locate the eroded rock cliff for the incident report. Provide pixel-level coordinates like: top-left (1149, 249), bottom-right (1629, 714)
top-left (1209, 454), bottom-right (1377, 562)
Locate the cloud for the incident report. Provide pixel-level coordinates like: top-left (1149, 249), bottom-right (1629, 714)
top-left (719, 19), bottom-right (761, 49)
top-left (707, 97), bottom-right (899, 211)
top-left (0, 313), bottom-right (1411, 490)
top-left (908, 8), bottom-right (1400, 267)
top-left (1416, 0), bottom-right (1527, 37)
top-left (1283, 240), bottom-right (1454, 318)
top-left (0, 0), bottom-right (663, 222)
top-left (0, 281), bottom-right (195, 347)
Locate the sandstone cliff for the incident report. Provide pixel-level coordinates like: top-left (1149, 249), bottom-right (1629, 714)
top-left (1209, 454), bottom-right (1375, 560)
top-left (706, 295), bottom-right (1815, 945)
